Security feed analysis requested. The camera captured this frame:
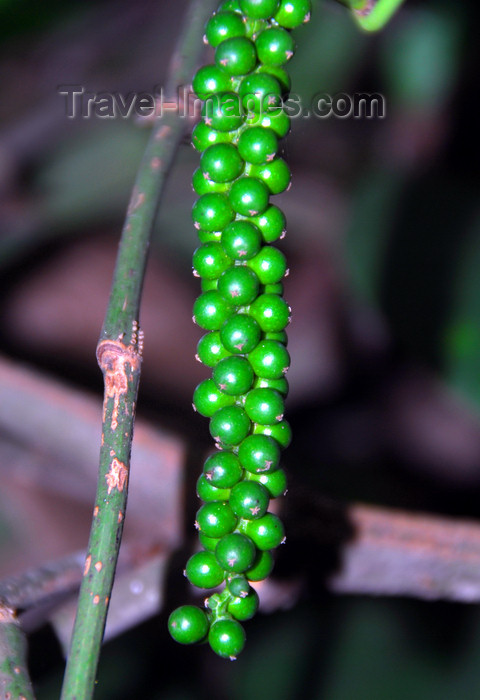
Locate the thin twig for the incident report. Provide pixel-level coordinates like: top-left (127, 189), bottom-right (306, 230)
top-left (0, 604), bottom-right (34, 700)
top-left (60, 2), bottom-right (217, 697)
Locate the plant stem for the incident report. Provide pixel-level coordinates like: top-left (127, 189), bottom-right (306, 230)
top-left (60, 1), bottom-right (217, 697)
top-left (0, 604), bottom-right (35, 700)
top-left (349, 0), bottom-right (406, 31)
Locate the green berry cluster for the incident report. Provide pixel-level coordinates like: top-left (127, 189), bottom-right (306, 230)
top-left (168, 0), bottom-right (311, 661)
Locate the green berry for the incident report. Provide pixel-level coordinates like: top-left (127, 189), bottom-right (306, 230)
top-left (229, 176), bottom-right (270, 216)
top-left (212, 355), bottom-right (254, 395)
top-left (247, 245), bottom-right (287, 284)
top-left (252, 419), bottom-right (292, 448)
top-left (255, 64), bottom-right (291, 94)
top-left (196, 501), bottom-right (238, 538)
top-left (264, 329), bottom-right (287, 342)
top-left (246, 468), bottom-right (287, 497)
top-left (192, 193), bottom-right (234, 231)
top-left (205, 11), bottom-right (246, 47)
top-left (264, 283), bottom-right (284, 295)
top-left (250, 158), bottom-right (291, 194)
top-left (238, 434), bottom-right (281, 473)
top-left (249, 204), bottom-right (286, 242)
top-left (274, 0), bottom-right (311, 28)
top-left (196, 331), bottom-right (231, 367)
top-left (244, 387), bottom-right (285, 424)
top-left (193, 64), bottom-right (233, 100)
top-left (249, 293), bottom-right (291, 332)
top-left (239, 0), bottom-right (280, 19)
top-left (193, 290), bottom-right (234, 330)
top-left (237, 126), bottom-right (278, 165)
top-left (252, 375), bottom-right (289, 396)
top-left (197, 474), bottom-right (232, 502)
top-left (201, 143), bottom-right (244, 183)
top-left (227, 587), bottom-right (259, 620)
top-left (192, 121), bottom-right (233, 151)
top-left (227, 574), bottom-right (251, 597)
top-left (203, 92), bottom-right (245, 132)
top-left (209, 405), bottom-right (251, 445)
top-left (215, 532), bottom-right (256, 572)
top-left (245, 512), bottom-right (285, 549)
top-left (220, 313), bottom-right (262, 353)
top-left (192, 242), bottom-right (232, 279)
top-left (168, 605), bottom-right (209, 644)
top-left (197, 230), bottom-right (222, 245)
top-left (215, 37), bottom-right (257, 76)
top-left (185, 550), bottom-right (225, 588)
top-left (193, 378), bottom-right (235, 417)
top-left (246, 549), bottom-right (274, 580)
top-left (204, 450), bottom-right (243, 488)
top-left (208, 619), bottom-right (246, 659)
top-left (192, 167), bottom-right (230, 195)
top-left (245, 109), bottom-right (290, 137)
top-left (239, 73), bottom-right (282, 114)
top-left (219, 0), bottom-right (242, 11)
top-left (255, 26), bottom-right (295, 65)
top-left (198, 531), bottom-right (222, 551)
top-left (221, 220), bottom-right (262, 260)
top-left (248, 339), bottom-right (290, 378)
top-left (218, 266), bottom-right (260, 305)
top-left (229, 480), bottom-right (270, 519)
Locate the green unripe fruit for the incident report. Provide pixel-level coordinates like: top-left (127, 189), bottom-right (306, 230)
top-left (192, 193), bottom-right (234, 231)
top-left (212, 355), bottom-right (254, 395)
top-left (246, 467), bottom-right (287, 497)
top-left (252, 419), bottom-right (292, 448)
top-left (247, 245), bottom-right (287, 284)
top-left (203, 92), bottom-right (245, 132)
top-left (205, 11), bottom-right (246, 47)
top-left (204, 451), bottom-right (243, 488)
top-left (249, 293), bottom-right (291, 332)
top-left (252, 375), bottom-right (289, 396)
top-left (192, 242), bottom-right (232, 279)
top-left (239, 73), bottom-right (282, 114)
top-left (221, 220), bottom-right (262, 260)
top-left (229, 480), bottom-right (270, 519)
top-left (239, 0), bottom-right (280, 19)
top-left (218, 266), bottom-right (260, 305)
top-left (250, 158), bottom-right (291, 194)
top-left (246, 109), bottom-right (290, 137)
top-left (220, 313), bottom-right (262, 353)
top-left (197, 474), bottom-right (231, 502)
top-left (245, 512), bottom-right (285, 549)
top-left (238, 434), bottom-right (281, 473)
top-left (193, 378), bottom-right (235, 417)
top-left (246, 549), bottom-right (274, 580)
top-left (196, 501), bottom-right (238, 538)
top-left (196, 331), bottom-right (231, 367)
top-left (248, 339), bottom-right (290, 378)
top-left (255, 64), bottom-right (291, 94)
top-left (198, 531), bottom-right (222, 551)
top-left (274, 0), bottom-right (311, 28)
top-left (249, 204), bottom-right (286, 242)
top-left (227, 574), bottom-right (251, 597)
top-left (201, 143), bottom-right (244, 183)
top-left (244, 387), bottom-right (285, 424)
top-left (193, 64), bottom-right (233, 100)
top-left (238, 126), bottom-right (278, 165)
top-left (192, 167), bottom-right (230, 195)
top-left (192, 121), bottom-right (233, 151)
top-left (208, 619), bottom-right (246, 659)
top-left (215, 37), bottom-right (257, 76)
top-left (185, 550), bottom-right (225, 588)
top-left (229, 177), bottom-right (270, 217)
top-left (227, 587), bottom-right (259, 620)
top-left (193, 290), bottom-right (234, 330)
top-left (168, 605), bottom-right (209, 644)
top-left (209, 405), bottom-right (251, 445)
top-left (215, 532), bottom-right (256, 572)
top-left (255, 27), bottom-right (295, 66)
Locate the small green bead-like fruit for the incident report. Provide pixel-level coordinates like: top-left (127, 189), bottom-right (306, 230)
top-left (215, 532), bottom-right (256, 572)
top-left (208, 619), bottom-right (246, 659)
top-left (168, 605), bottom-right (209, 644)
top-left (227, 574), bottom-right (251, 597)
top-left (239, 73), bottom-right (282, 114)
top-left (248, 205), bottom-right (286, 242)
top-left (248, 339), bottom-right (290, 378)
top-left (201, 143), bottom-right (244, 183)
top-left (192, 193), bottom-right (234, 232)
top-left (192, 121), bottom-right (233, 151)
top-left (197, 474), bottom-right (231, 503)
top-left (185, 550), bottom-right (225, 588)
top-left (221, 220), bottom-right (262, 260)
top-left (246, 109), bottom-right (290, 138)
top-left (250, 158), bottom-right (291, 194)
top-left (192, 167), bottom-right (230, 195)
top-left (204, 450), bottom-right (243, 488)
top-left (205, 11), bottom-right (246, 47)
top-left (252, 375), bottom-right (289, 396)
top-left (196, 501), bottom-right (238, 538)
top-left (229, 176), bottom-right (270, 216)
top-left (274, 0), bottom-right (311, 28)
top-left (218, 266), bottom-right (260, 305)
top-left (229, 480), bottom-right (270, 519)
top-left (255, 64), bottom-right (291, 94)
top-left (252, 419), bottom-right (292, 448)
top-left (244, 387), bottom-right (285, 424)
top-left (239, 0), bottom-right (280, 19)
top-left (201, 277), bottom-right (219, 291)
top-left (255, 26), bottom-right (295, 66)
top-left (193, 64), bottom-right (233, 100)
top-left (199, 531), bottom-right (222, 552)
top-left (245, 512), bottom-right (285, 550)
top-left (246, 549), bottom-right (274, 580)
top-left (238, 434), bottom-right (281, 473)
top-left (193, 378), bottom-right (235, 417)
top-left (227, 587), bottom-right (259, 620)
top-left (249, 293), bottom-right (291, 332)
top-left (196, 331), bottom-right (231, 367)
top-left (220, 313), bottom-right (262, 354)
top-left (247, 245), bottom-right (287, 284)
top-left (213, 355), bottom-right (254, 395)
top-left (197, 230), bottom-right (222, 245)
top-left (193, 290), bottom-right (234, 330)
top-left (192, 242), bottom-right (232, 279)
top-left (203, 92), bottom-right (245, 132)
top-left (246, 467), bottom-right (287, 498)
top-left (237, 126), bottom-right (278, 165)
top-left (215, 36), bottom-right (257, 76)
top-left (219, 0), bottom-right (242, 11)
top-left (209, 405), bottom-right (251, 445)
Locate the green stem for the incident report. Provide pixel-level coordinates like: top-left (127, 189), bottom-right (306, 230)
top-left (349, 0), bottom-right (406, 31)
top-left (60, 1), bottom-right (217, 698)
top-left (0, 604), bottom-right (35, 700)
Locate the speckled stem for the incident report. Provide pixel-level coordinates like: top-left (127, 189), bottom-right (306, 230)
top-left (0, 604), bottom-right (35, 700)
